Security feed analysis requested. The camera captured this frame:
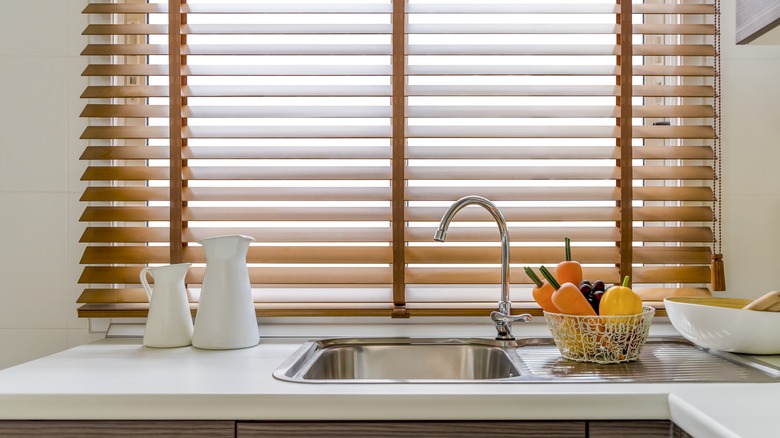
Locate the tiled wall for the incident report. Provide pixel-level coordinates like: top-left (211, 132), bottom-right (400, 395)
top-left (0, 1), bottom-right (779, 369)
top-left (0, 0), bottom-right (104, 370)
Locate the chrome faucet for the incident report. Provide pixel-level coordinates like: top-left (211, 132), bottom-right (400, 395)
top-left (434, 196), bottom-right (531, 341)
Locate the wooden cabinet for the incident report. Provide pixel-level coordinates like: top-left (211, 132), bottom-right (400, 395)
top-left (0, 420), bottom-right (695, 437)
top-left (236, 421), bottom-right (585, 437)
top-left (0, 420), bottom-right (234, 437)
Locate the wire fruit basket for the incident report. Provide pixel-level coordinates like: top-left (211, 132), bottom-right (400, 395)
top-left (544, 305), bottom-right (655, 364)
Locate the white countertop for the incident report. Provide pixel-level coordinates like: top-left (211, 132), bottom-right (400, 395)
top-left (0, 319), bottom-right (778, 437)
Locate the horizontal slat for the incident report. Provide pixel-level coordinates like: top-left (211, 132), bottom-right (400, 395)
top-left (184, 146), bottom-right (391, 160)
top-left (185, 106), bottom-right (391, 118)
top-left (185, 207), bottom-right (390, 222)
top-left (406, 166), bottom-right (712, 180)
top-left (406, 267), bottom-right (621, 285)
top-left (77, 288), bottom-right (150, 304)
top-left (631, 266), bottom-right (711, 284)
top-left (81, 104), bottom-right (169, 118)
top-left (408, 23), bottom-right (618, 34)
top-left (408, 146), bottom-right (713, 160)
top-left (80, 146), bottom-right (168, 160)
top-left (407, 4), bottom-right (618, 14)
top-left (407, 84), bottom-right (618, 96)
top-left (185, 166), bottom-right (391, 180)
top-left (407, 187), bottom-right (619, 202)
top-left (406, 186), bottom-right (713, 202)
top-left (83, 24), bottom-right (167, 35)
top-left (81, 247), bottom-right (169, 264)
top-left (634, 247), bottom-right (712, 264)
top-left (186, 187), bottom-right (391, 201)
top-left (406, 206), bottom-right (712, 223)
top-left (407, 246), bottom-right (712, 265)
top-left (406, 226), bottom-right (711, 243)
top-left (195, 246), bottom-right (392, 264)
top-left (184, 24), bottom-right (392, 34)
top-left (634, 105), bottom-right (713, 118)
top-left (80, 126), bottom-right (169, 140)
top-left (80, 187), bottom-right (169, 202)
top-left (81, 227), bottom-right (391, 244)
top-left (82, 44), bottom-right (167, 56)
top-left (185, 65), bottom-right (392, 76)
top-left (633, 65), bottom-right (714, 77)
top-left (79, 267), bottom-right (393, 284)
top-left (407, 106), bottom-right (619, 118)
top-left (633, 4), bottom-right (716, 15)
top-left (407, 65), bottom-right (619, 76)
top-left (635, 187), bottom-right (713, 202)
top-left (183, 4), bottom-right (392, 14)
top-left (633, 24), bottom-right (715, 35)
top-left (82, 65), bottom-right (168, 77)
top-left (81, 86), bottom-right (167, 98)
top-left (81, 207), bottom-right (169, 222)
top-left (81, 227), bottom-right (168, 243)
top-left (184, 126), bottom-right (391, 139)
top-left (633, 125), bottom-right (714, 139)
top-left (184, 45), bottom-right (391, 56)
top-left (81, 145), bottom-right (392, 160)
top-left (634, 85), bottom-right (713, 97)
top-left (634, 206), bottom-right (712, 222)
top-left (407, 246), bottom-right (620, 264)
top-left (633, 44), bottom-right (714, 56)
top-left (82, 167), bottom-right (168, 181)
top-left (407, 44), bottom-right (618, 56)
top-left (83, 3), bottom-right (167, 14)
top-left (406, 126), bottom-right (620, 138)
top-left (185, 85), bottom-right (391, 97)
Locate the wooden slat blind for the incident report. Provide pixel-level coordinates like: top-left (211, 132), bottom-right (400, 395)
top-left (78, 0), bottom-right (718, 318)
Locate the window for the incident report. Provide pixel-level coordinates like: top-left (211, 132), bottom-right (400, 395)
top-left (78, 0), bottom-right (719, 318)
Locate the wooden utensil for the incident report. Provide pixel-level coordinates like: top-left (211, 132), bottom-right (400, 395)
top-left (743, 291), bottom-right (780, 311)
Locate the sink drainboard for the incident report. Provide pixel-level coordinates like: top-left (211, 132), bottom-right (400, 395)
top-left (273, 337), bottom-right (780, 383)
top-left (515, 338), bottom-right (780, 383)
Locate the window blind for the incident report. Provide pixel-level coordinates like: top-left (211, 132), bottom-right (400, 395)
top-left (78, 0), bottom-right (718, 318)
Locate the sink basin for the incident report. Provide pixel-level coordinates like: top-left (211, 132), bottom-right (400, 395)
top-left (273, 337), bottom-right (780, 384)
top-left (274, 338), bottom-right (523, 382)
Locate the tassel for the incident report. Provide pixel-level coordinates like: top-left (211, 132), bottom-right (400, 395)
top-left (711, 253), bottom-right (726, 291)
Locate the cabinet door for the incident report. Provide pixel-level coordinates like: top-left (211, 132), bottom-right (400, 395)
top-left (589, 420), bottom-right (673, 438)
top-left (237, 421), bottom-right (586, 437)
top-left (0, 420), bottom-right (235, 437)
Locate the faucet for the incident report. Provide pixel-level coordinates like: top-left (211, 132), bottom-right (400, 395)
top-left (434, 196), bottom-right (532, 341)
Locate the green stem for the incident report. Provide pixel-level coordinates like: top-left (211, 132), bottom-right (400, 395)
top-left (564, 237), bottom-right (572, 261)
top-left (539, 266), bottom-right (561, 290)
top-left (622, 276), bottom-right (630, 287)
top-left (524, 266), bottom-right (543, 287)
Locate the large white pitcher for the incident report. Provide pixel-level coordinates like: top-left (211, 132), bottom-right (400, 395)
top-left (192, 234), bottom-right (259, 349)
top-left (140, 263), bottom-right (193, 348)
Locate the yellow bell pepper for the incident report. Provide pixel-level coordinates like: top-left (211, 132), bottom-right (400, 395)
top-left (599, 276), bottom-right (643, 316)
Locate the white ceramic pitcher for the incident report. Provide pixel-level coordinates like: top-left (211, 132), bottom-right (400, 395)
top-left (192, 234), bottom-right (259, 350)
top-left (140, 263), bottom-right (194, 348)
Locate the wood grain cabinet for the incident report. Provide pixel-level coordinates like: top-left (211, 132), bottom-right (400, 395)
top-left (0, 420), bottom-right (234, 437)
top-left (0, 419), bottom-right (695, 437)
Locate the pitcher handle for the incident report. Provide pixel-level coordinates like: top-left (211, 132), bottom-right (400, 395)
top-left (139, 267), bottom-right (153, 302)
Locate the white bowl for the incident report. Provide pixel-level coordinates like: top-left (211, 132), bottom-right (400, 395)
top-left (665, 297), bottom-right (780, 355)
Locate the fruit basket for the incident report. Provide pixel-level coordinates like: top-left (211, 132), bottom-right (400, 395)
top-left (544, 305), bottom-right (655, 364)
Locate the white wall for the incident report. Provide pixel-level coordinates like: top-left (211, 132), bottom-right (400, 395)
top-left (0, 1), bottom-right (778, 369)
top-left (0, 0), bottom-right (104, 370)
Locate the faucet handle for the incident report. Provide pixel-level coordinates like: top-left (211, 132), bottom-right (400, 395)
top-left (490, 311), bottom-right (532, 341)
top-left (490, 311), bottom-right (532, 324)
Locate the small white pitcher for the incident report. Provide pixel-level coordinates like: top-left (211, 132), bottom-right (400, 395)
top-left (140, 263), bottom-right (194, 348)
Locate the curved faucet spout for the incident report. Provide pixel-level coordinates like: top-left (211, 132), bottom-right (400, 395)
top-left (434, 196), bottom-right (530, 340)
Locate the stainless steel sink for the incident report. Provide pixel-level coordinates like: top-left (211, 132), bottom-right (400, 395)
top-left (274, 338), bottom-right (522, 382)
top-left (273, 337), bottom-right (780, 384)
